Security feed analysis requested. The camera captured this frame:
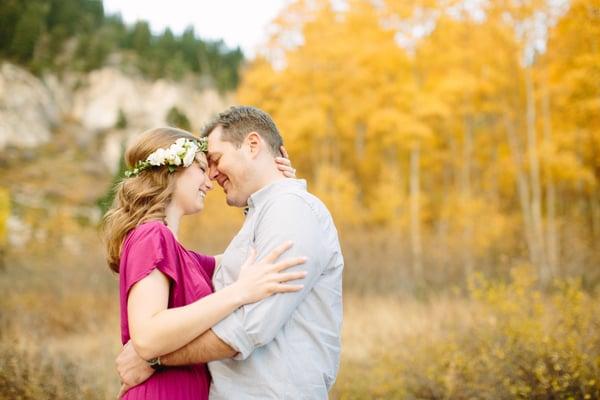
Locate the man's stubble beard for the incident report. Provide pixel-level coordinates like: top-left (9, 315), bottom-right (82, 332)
top-left (224, 182), bottom-right (251, 208)
top-left (225, 195), bottom-right (248, 208)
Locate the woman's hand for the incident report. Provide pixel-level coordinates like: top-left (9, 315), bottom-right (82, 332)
top-left (276, 145), bottom-right (297, 178)
top-left (233, 241), bottom-right (307, 305)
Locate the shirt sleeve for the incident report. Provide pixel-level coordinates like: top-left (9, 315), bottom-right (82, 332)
top-left (211, 193), bottom-right (327, 360)
top-left (190, 251), bottom-right (217, 279)
top-left (121, 223), bottom-right (179, 296)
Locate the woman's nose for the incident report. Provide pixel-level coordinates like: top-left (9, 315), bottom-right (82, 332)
top-left (205, 179), bottom-right (213, 191)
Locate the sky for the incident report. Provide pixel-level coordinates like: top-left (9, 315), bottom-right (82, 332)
top-left (102, 0), bottom-right (289, 57)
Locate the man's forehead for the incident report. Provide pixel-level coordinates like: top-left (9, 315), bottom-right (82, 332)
top-left (205, 133), bottom-right (217, 158)
top-left (206, 126), bottom-right (223, 149)
top-left (207, 151), bottom-right (219, 163)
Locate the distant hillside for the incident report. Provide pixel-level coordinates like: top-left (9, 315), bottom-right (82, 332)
top-left (0, 0), bottom-right (244, 91)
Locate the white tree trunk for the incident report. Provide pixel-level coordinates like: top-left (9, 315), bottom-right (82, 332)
top-left (525, 67), bottom-right (550, 283)
top-left (504, 114), bottom-right (537, 269)
top-left (461, 116), bottom-right (475, 276)
top-left (410, 143), bottom-right (422, 279)
top-left (541, 80), bottom-right (559, 276)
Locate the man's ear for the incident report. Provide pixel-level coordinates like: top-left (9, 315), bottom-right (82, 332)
top-left (245, 132), bottom-right (261, 158)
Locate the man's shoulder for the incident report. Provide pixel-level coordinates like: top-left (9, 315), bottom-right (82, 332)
top-left (263, 187), bottom-right (329, 217)
top-left (254, 190), bottom-right (339, 242)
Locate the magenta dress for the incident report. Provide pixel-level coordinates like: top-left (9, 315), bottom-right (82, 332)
top-left (119, 221), bottom-right (215, 400)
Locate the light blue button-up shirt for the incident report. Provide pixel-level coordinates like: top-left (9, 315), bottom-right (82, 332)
top-left (208, 179), bottom-right (344, 399)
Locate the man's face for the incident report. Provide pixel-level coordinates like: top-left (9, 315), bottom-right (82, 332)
top-left (207, 126), bottom-right (251, 207)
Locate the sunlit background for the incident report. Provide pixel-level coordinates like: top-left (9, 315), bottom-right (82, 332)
top-left (1, 0), bottom-right (599, 398)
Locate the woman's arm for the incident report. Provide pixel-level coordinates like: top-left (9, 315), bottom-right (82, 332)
top-left (127, 242), bottom-right (306, 360)
top-left (128, 269), bottom-right (240, 360)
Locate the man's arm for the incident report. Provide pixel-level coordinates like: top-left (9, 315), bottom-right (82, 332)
top-left (116, 330), bottom-right (235, 391)
top-left (161, 328), bottom-right (236, 365)
top-left (211, 193), bottom-right (327, 360)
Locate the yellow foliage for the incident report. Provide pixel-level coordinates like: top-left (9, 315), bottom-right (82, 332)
top-left (368, 168), bottom-right (405, 226)
top-left (0, 187), bottom-right (9, 248)
top-left (236, 0), bottom-right (600, 285)
top-left (312, 165), bottom-right (363, 227)
top-left (439, 193), bottom-right (516, 257)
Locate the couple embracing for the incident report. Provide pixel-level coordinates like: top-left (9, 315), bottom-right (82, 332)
top-left (102, 106), bottom-right (344, 399)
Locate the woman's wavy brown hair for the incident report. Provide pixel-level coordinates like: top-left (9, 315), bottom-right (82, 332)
top-left (102, 127), bottom-right (200, 272)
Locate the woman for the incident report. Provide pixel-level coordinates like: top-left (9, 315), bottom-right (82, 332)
top-left (102, 127), bottom-right (305, 399)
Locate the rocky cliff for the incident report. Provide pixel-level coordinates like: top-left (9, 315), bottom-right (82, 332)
top-left (0, 63), bottom-right (233, 249)
top-left (0, 62), bottom-right (231, 170)
top-left (0, 63), bottom-right (60, 149)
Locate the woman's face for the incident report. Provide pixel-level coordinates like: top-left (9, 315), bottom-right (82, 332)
top-left (172, 152), bottom-right (213, 215)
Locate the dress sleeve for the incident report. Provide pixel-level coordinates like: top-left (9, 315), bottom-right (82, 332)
top-left (190, 251), bottom-right (216, 279)
top-left (121, 222), bottom-right (179, 296)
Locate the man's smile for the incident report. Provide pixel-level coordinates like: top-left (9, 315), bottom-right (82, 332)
top-left (217, 176), bottom-right (230, 192)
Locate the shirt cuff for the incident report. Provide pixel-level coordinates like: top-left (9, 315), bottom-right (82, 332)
top-left (212, 310), bottom-right (254, 360)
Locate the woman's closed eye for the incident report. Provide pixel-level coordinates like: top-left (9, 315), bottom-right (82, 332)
top-left (196, 161), bottom-right (208, 173)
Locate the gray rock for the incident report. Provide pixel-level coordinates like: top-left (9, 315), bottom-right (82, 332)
top-left (0, 63), bottom-right (60, 149)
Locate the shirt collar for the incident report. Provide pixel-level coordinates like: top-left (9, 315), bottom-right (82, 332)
top-left (247, 179), bottom-right (307, 210)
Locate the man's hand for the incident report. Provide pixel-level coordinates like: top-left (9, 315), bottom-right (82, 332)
top-left (116, 341), bottom-right (155, 394)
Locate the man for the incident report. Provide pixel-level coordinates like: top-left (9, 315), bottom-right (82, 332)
top-left (117, 106), bottom-right (344, 399)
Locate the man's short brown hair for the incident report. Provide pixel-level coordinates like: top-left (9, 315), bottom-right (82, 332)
top-left (201, 106), bottom-right (283, 156)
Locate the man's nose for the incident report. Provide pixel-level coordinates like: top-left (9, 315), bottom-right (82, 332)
top-left (209, 165), bottom-right (219, 180)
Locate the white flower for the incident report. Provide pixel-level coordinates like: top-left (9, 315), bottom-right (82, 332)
top-left (127, 138), bottom-right (202, 177)
top-left (147, 148), bottom-right (167, 166)
top-left (170, 142), bottom-right (185, 157)
top-left (165, 148), bottom-right (182, 166)
top-left (182, 144), bottom-right (198, 166)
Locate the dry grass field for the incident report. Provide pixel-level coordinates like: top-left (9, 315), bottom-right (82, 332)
top-left (1, 240), bottom-right (599, 399)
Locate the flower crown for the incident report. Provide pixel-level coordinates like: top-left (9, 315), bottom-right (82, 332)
top-left (124, 137), bottom-right (208, 177)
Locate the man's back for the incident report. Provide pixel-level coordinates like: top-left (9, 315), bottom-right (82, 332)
top-left (209, 179), bottom-right (343, 399)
